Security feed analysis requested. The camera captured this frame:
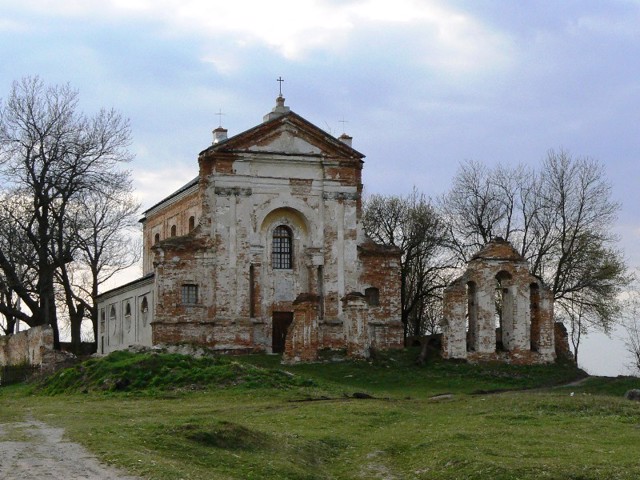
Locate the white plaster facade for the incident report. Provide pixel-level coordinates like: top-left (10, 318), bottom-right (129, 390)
top-left (97, 275), bottom-right (154, 354)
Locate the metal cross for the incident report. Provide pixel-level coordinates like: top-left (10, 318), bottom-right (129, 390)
top-left (277, 76), bottom-right (284, 96)
top-left (215, 108), bottom-right (225, 127)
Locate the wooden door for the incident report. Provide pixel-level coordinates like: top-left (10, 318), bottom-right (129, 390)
top-left (272, 312), bottom-right (293, 353)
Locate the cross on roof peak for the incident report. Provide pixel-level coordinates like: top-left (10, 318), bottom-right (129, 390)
top-left (339, 117), bottom-right (349, 133)
top-left (215, 108), bottom-right (225, 128)
top-left (277, 76), bottom-right (284, 97)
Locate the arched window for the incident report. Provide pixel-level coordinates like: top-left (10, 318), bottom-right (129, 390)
top-left (110, 305), bottom-right (117, 335)
top-left (141, 296), bottom-right (149, 327)
top-left (154, 233), bottom-right (160, 245)
top-left (124, 301), bottom-right (132, 332)
top-left (188, 216), bottom-right (195, 232)
top-left (170, 225), bottom-right (177, 237)
top-left (272, 225), bottom-right (293, 269)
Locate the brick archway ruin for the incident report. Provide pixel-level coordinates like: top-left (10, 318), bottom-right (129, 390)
top-left (441, 238), bottom-right (556, 364)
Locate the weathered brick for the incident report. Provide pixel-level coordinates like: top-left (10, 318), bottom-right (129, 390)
top-left (97, 98), bottom-right (403, 361)
top-left (441, 237), bottom-right (560, 365)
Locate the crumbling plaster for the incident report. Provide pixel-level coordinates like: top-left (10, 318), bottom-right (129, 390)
top-left (441, 238), bottom-right (556, 364)
top-left (98, 98), bottom-right (403, 360)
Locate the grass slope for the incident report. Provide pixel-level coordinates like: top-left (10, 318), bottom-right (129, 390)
top-left (1, 348), bottom-right (639, 480)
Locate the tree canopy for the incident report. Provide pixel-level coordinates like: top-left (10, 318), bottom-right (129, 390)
top-left (0, 76), bottom-right (139, 350)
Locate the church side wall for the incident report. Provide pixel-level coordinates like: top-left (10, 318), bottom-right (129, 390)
top-left (97, 278), bottom-right (154, 354)
top-left (142, 189), bottom-right (201, 274)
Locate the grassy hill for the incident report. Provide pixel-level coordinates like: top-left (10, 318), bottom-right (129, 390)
top-left (2, 348), bottom-right (639, 479)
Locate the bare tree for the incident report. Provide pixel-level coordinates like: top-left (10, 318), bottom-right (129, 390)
top-left (363, 188), bottom-right (453, 340)
top-left (0, 76), bottom-right (133, 348)
top-left (441, 149), bottom-right (630, 361)
top-left (621, 277), bottom-right (640, 375)
top-left (57, 187), bottom-right (140, 352)
top-left (440, 161), bottom-right (512, 261)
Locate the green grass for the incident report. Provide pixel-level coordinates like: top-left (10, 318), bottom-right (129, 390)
top-left (37, 350), bottom-right (317, 395)
top-left (1, 349), bottom-right (639, 479)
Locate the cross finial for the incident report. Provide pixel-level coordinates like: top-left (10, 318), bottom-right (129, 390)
top-left (215, 108), bottom-right (225, 127)
top-left (339, 117), bottom-right (349, 133)
top-left (277, 76), bottom-right (284, 97)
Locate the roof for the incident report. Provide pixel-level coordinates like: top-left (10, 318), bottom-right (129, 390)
top-left (471, 237), bottom-right (526, 262)
top-left (141, 98), bottom-right (364, 218)
top-left (141, 176), bottom-right (199, 219)
top-left (199, 106), bottom-right (365, 160)
top-left (96, 273), bottom-right (155, 301)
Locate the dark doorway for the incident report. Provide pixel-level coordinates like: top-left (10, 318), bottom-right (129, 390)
top-left (272, 311), bottom-right (293, 353)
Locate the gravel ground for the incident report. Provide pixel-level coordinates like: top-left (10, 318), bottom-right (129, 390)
top-left (0, 418), bottom-right (140, 480)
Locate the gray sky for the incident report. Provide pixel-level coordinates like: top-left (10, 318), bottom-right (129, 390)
top-left (1, 0), bottom-right (638, 375)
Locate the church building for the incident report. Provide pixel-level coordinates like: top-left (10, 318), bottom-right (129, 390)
top-left (96, 94), bottom-right (404, 362)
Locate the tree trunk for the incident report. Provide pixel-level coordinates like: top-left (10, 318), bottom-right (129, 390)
top-left (70, 303), bottom-right (85, 355)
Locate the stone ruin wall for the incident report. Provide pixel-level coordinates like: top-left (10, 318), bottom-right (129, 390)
top-left (0, 325), bottom-right (55, 367)
top-left (441, 238), bottom-right (558, 365)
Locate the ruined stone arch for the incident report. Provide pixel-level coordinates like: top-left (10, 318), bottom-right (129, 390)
top-left (442, 238), bottom-right (556, 364)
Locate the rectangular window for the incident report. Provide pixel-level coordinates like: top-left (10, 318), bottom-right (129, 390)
top-left (182, 284), bottom-right (198, 304)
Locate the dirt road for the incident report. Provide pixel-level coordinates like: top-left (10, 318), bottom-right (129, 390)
top-left (0, 418), bottom-right (140, 480)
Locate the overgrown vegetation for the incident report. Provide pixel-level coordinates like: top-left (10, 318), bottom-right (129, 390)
top-left (2, 350), bottom-right (639, 480)
top-left (37, 350), bottom-right (316, 394)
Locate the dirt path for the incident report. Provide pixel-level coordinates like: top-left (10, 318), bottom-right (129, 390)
top-left (0, 418), bottom-right (140, 480)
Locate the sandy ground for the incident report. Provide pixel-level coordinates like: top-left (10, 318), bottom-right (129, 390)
top-left (0, 418), bottom-right (140, 480)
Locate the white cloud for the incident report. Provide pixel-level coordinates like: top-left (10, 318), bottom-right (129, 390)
top-left (9, 0), bottom-right (514, 74)
top-left (132, 163), bottom-right (197, 210)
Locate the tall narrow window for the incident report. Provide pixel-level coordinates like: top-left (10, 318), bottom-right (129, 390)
top-left (249, 265), bottom-right (255, 317)
top-left (272, 225), bottom-right (293, 269)
top-left (110, 305), bottom-right (117, 335)
top-left (170, 225), bottom-right (177, 237)
top-left (317, 266), bottom-right (324, 319)
top-left (141, 296), bottom-right (149, 327)
top-left (182, 284), bottom-right (198, 304)
top-left (124, 301), bottom-right (132, 333)
top-left (530, 283), bottom-right (541, 352)
top-left (154, 233), bottom-right (160, 245)
top-left (466, 281), bottom-right (477, 352)
top-left (188, 216), bottom-right (195, 232)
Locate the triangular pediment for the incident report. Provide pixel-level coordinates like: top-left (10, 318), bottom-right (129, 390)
top-left (200, 111), bottom-right (364, 160)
